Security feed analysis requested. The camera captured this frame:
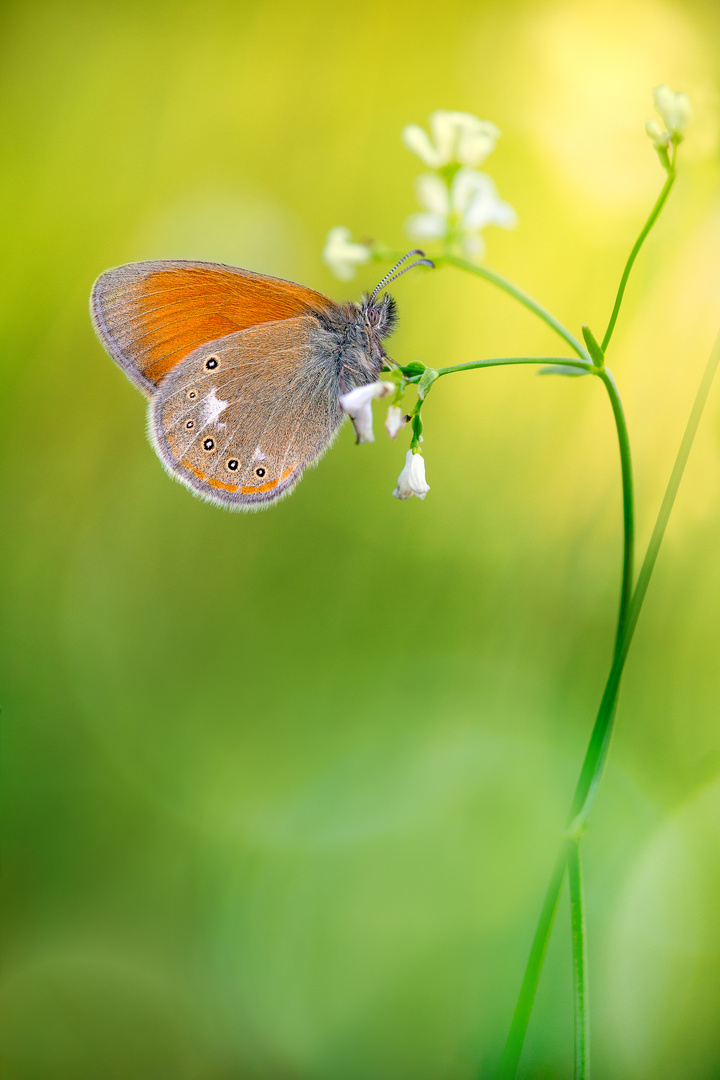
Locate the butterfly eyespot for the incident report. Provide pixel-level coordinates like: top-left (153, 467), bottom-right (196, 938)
top-left (255, 467), bottom-right (266, 478)
top-left (205, 356), bottom-right (219, 370)
top-left (227, 459), bottom-right (239, 471)
top-left (187, 390), bottom-right (198, 400)
top-left (203, 438), bottom-right (215, 451)
top-left (185, 420), bottom-right (195, 430)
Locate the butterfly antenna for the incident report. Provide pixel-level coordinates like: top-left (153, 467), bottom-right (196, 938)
top-left (370, 250), bottom-right (434, 302)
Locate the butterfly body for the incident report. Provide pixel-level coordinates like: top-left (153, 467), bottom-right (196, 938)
top-left (91, 260), bottom-right (398, 508)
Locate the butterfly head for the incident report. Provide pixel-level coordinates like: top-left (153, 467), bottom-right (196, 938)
top-left (360, 292), bottom-right (398, 340)
top-left (358, 249), bottom-right (433, 347)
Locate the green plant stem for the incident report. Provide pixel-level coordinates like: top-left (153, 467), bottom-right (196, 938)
top-left (434, 359), bottom-right (632, 656)
top-left (435, 356), bottom-right (593, 377)
top-left (569, 336), bottom-right (720, 829)
top-left (601, 167), bottom-right (676, 352)
top-left (568, 842), bottom-right (589, 1080)
top-left (376, 224), bottom-right (707, 1079)
top-left (497, 330), bottom-right (720, 1079)
top-left (438, 256), bottom-right (588, 360)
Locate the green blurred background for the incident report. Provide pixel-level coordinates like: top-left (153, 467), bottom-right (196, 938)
top-left (2, 0), bottom-right (720, 1076)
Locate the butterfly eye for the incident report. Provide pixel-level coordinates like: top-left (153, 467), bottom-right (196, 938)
top-left (254, 467), bottom-right (266, 478)
top-left (203, 438), bottom-right (215, 452)
top-left (185, 420), bottom-right (195, 430)
top-left (227, 459), bottom-right (239, 471)
top-left (187, 389), bottom-right (198, 400)
top-left (367, 307), bottom-right (380, 326)
top-left (205, 356), bottom-right (219, 370)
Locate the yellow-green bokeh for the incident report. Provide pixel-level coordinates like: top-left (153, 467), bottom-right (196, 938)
top-left (2, 1), bottom-right (720, 1077)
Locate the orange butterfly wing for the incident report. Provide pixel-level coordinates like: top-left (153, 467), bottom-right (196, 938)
top-left (90, 260), bottom-right (340, 395)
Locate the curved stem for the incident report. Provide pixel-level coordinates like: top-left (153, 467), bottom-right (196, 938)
top-left (497, 365), bottom-right (631, 1080)
top-left (601, 168), bottom-right (676, 352)
top-left (435, 356), bottom-right (593, 377)
top-left (440, 255), bottom-right (588, 360)
top-left (434, 360), bottom-right (631, 651)
top-left (370, 246), bottom-right (588, 361)
top-left (568, 326), bottom-right (717, 827)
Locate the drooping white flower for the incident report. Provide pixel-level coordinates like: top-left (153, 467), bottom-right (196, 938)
top-left (406, 168), bottom-right (517, 256)
top-left (340, 381), bottom-right (394, 443)
top-left (402, 111), bottom-right (501, 169)
top-left (393, 450), bottom-right (430, 501)
top-left (385, 405), bottom-right (406, 439)
top-left (653, 85), bottom-right (691, 139)
top-left (323, 226), bottom-right (371, 280)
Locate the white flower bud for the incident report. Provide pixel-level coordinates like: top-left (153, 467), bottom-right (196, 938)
top-left (323, 226), bottom-right (371, 281)
top-left (393, 450), bottom-right (430, 501)
top-left (340, 381), bottom-right (394, 444)
top-left (645, 118), bottom-right (670, 149)
top-left (385, 405), bottom-right (406, 439)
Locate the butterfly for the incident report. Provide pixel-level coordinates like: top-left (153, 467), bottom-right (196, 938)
top-left (90, 252), bottom-right (430, 509)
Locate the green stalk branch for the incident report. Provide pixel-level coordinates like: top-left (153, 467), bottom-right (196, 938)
top-left (370, 246), bottom-right (588, 360)
top-left (569, 333), bottom-right (720, 830)
top-left (435, 356), bottom-right (593, 377)
top-left (439, 255), bottom-right (588, 360)
top-left (601, 166), bottom-right (676, 352)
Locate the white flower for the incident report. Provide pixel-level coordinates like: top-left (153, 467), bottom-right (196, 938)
top-left (385, 405), bottom-right (406, 439)
top-left (406, 168), bottom-right (517, 256)
top-left (323, 226), bottom-right (371, 280)
top-left (340, 381), bottom-right (394, 443)
top-left (653, 85), bottom-right (691, 138)
top-left (393, 450), bottom-right (430, 501)
top-left (402, 111), bottom-right (501, 169)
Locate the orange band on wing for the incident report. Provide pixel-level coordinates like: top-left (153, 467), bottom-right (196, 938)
top-left (182, 460), bottom-right (239, 493)
top-left (209, 477), bottom-right (240, 493)
top-left (241, 477), bottom-right (279, 494)
top-left (240, 467), bottom-right (295, 494)
top-left (181, 459), bottom-right (295, 496)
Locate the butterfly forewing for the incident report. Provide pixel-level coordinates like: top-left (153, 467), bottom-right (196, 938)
top-left (150, 316), bottom-right (345, 507)
top-left (91, 260), bottom-right (339, 395)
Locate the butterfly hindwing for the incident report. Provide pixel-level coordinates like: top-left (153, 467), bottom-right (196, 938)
top-left (150, 315), bottom-right (345, 508)
top-left (91, 259), bottom-right (339, 395)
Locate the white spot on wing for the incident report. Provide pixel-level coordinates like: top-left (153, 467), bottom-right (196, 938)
top-left (201, 387), bottom-right (228, 428)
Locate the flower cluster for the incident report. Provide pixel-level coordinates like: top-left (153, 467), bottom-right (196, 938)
top-left (339, 382), bottom-right (429, 500)
top-left (403, 110), bottom-right (516, 257)
top-left (322, 109), bottom-right (516, 277)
